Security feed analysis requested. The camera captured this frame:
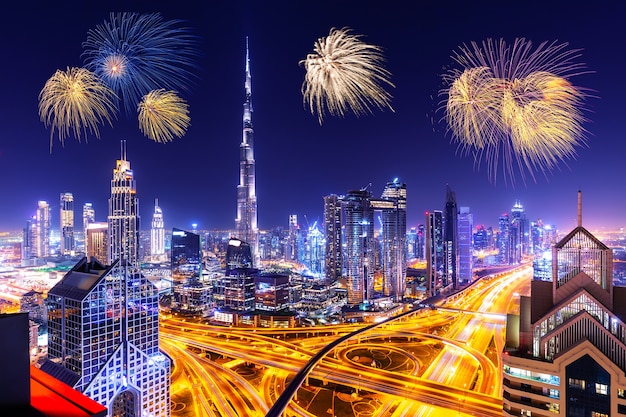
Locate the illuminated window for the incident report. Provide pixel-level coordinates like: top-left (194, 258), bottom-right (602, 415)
top-left (569, 378), bottom-right (585, 389)
top-left (618, 388), bottom-right (625, 399)
top-left (595, 383), bottom-right (608, 395)
top-left (591, 412), bottom-right (608, 417)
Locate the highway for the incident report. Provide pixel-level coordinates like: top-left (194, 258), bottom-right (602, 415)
top-left (160, 263), bottom-right (533, 416)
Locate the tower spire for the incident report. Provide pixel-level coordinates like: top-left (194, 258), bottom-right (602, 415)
top-left (577, 190), bottom-right (582, 227)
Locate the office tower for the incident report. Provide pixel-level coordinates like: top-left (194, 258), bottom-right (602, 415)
top-left (425, 210), bottom-right (444, 296)
top-left (373, 179), bottom-right (407, 301)
top-left (444, 184), bottom-right (458, 289)
top-left (35, 201), bottom-right (50, 258)
top-left (503, 192), bottom-right (626, 417)
top-left (406, 228), bottom-right (418, 260)
top-left (255, 273), bottom-right (289, 312)
top-left (150, 199), bottom-right (165, 258)
top-left (22, 217), bottom-right (35, 262)
top-left (416, 224), bottom-right (425, 259)
top-left (83, 203), bottom-right (95, 234)
top-left (457, 206), bottom-right (473, 285)
top-left (171, 228), bottom-right (202, 282)
top-left (60, 192), bottom-right (74, 255)
top-left (235, 38), bottom-right (259, 266)
top-left (43, 257), bottom-right (171, 417)
top-left (473, 225), bottom-right (489, 251)
top-left (225, 238), bottom-right (253, 273)
top-left (510, 200), bottom-right (528, 263)
top-left (86, 222), bottom-right (108, 262)
top-left (343, 189), bottom-right (374, 305)
top-left (286, 215), bottom-right (298, 261)
top-left (220, 239), bottom-right (256, 312)
top-left (498, 213), bottom-right (511, 264)
top-left (108, 141), bottom-right (140, 266)
top-left (304, 221), bottom-right (325, 276)
top-left (324, 194), bottom-right (343, 283)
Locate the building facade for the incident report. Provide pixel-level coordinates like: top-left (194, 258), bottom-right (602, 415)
top-left (36, 201), bottom-right (50, 258)
top-left (503, 193), bottom-right (626, 417)
top-left (323, 194), bottom-right (343, 283)
top-left (444, 185), bottom-right (458, 290)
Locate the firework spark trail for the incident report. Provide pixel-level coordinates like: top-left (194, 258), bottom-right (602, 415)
top-left (138, 89), bottom-right (190, 143)
top-left (301, 27), bottom-right (394, 124)
top-left (38, 67), bottom-right (118, 152)
top-left (441, 38), bottom-right (590, 185)
top-left (82, 12), bottom-right (199, 116)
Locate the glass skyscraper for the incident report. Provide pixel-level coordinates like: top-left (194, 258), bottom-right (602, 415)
top-left (343, 189), bottom-right (374, 305)
top-left (323, 194), bottom-right (343, 283)
top-left (444, 185), bottom-right (458, 289)
top-left (457, 206), bottom-right (473, 285)
top-left (373, 179), bottom-right (407, 301)
top-left (426, 210), bottom-right (444, 296)
top-left (44, 258), bottom-right (171, 417)
top-left (35, 200), bottom-right (50, 258)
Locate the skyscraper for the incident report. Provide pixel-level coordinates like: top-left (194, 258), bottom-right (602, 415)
top-left (323, 194), bottom-right (343, 283)
top-left (426, 210), bottom-right (444, 296)
top-left (171, 228), bottom-right (202, 282)
top-left (150, 198), bottom-right (165, 258)
top-left (60, 192), bottom-right (74, 255)
top-left (457, 206), bottom-right (473, 285)
top-left (503, 192), bottom-right (626, 417)
top-left (35, 201), bottom-right (50, 258)
top-left (44, 258), bottom-right (171, 417)
top-left (498, 213), bottom-right (511, 264)
top-left (444, 184), bottom-right (458, 289)
top-left (510, 200), bottom-right (529, 263)
top-left (373, 179), bottom-right (407, 301)
top-left (343, 189), bottom-right (374, 305)
top-left (235, 38), bottom-right (259, 266)
top-left (85, 222), bottom-right (108, 262)
top-left (82, 202), bottom-right (95, 252)
top-left (108, 141), bottom-right (140, 266)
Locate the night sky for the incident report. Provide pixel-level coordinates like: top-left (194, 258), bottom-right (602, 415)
top-left (1, 1), bottom-right (625, 234)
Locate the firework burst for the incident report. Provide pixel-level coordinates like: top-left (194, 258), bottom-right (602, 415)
top-left (441, 38), bottom-right (590, 185)
top-left (38, 67), bottom-right (117, 151)
top-left (301, 27), bottom-right (394, 124)
top-left (82, 12), bottom-right (199, 115)
top-left (138, 89), bottom-right (190, 143)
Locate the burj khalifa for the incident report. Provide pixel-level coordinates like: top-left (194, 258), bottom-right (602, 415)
top-left (235, 38), bottom-right (259, 265)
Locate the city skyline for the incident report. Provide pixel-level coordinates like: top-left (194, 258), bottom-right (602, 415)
top-left (1, 1), bottom-right (625, 233)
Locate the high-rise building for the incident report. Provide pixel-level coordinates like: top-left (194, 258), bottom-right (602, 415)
top-left (457, 206), bottom-right (473, 285)
top-left (60, 192), bottom-right (74, 255)
top-left (444, 184), bottom-right (458, 289)
top-left (171, 228), bottom-right (202, 282)
top-left (22, 217), bottom-right (36, 262)
top-left (35, 201), bottom-right (50, 258)
top-left (503, 192), bottom-right (626, 417)
top-left (343, 189), bottom-right (375, 305)
top-left (108, 141), bottom-right (140, 266)
top-left (510, 200), bottom-right (528, 263)
top-left (43, 257), bottom-right (171, 417)
top-left (218, 238), bottom-right (256, 312)
top-left (426, 210), bottom-right (444, 296)
top-left (150, 199), bottom-right (165, 258)
top-left (255, 273), bottom-right (289, 312)
top-left (304, 221), bottom-right (325, 276)
top-left (323, 194), bottom-right (343, 283)
top-left (235, 38), bottom-right (259, 266)
top-left (373, 179), bottom-right (407, 301)
top-left (498, 213), bottom-right (511, 264)
top-left (86, 222), bottom-right (108, 263)
top-left (82, 202), bottom-right (95, 252)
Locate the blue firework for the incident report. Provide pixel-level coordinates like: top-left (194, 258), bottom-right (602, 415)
top-left (82, 12), bottom-right (199, 115)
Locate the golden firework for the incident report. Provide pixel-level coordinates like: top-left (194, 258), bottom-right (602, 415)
top-left (442, 38), bottom-right (590, 185)
top-left (138, 89), bottom-right (190, 143)
top-left (301, 27), bottom-right (394, 124)
top-left (38, 67), bottom-right (117, 151)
